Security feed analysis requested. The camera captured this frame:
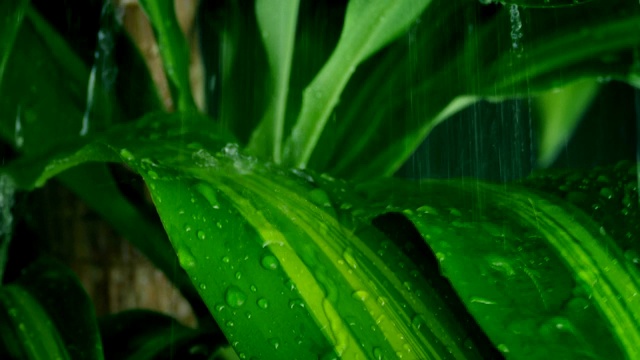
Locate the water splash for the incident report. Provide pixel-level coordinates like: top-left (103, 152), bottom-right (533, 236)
top-left (0, 175), bottom-right (16, 282)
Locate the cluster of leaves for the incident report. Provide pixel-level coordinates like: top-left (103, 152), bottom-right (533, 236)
top-left (0, 0), bottom-right (639, 359)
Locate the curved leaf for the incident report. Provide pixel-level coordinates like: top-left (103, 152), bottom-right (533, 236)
top-left (247, 0), bottom-right (300, 163)
top-left (283, 0), bottom-right (431, 169)
top-left (0, 258), bottom-right (104, 360)
top-left (307, 0), bottom-right (640, 180)
top-left (0, 285), bottom-right (69, 359)
top-left (357, 176), bottom-right (640, 359)
top-left (138, 0), bottom-right (196, 112)
top-left (1, 113), bottom-right (493, 359)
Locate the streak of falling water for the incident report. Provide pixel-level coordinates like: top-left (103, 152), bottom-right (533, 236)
top-left (0, 175), bottom-right (15, 282)
top-left (81, 3), bottom-right (118, 136)
top-left (510, 5), bottom-right (523, 54)
top-left (14, 105), bottom-right (23, 148)
top-left (80, 66), bottom-right (97, 136)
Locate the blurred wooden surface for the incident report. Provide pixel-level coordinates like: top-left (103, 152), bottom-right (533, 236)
top-left (41, 0), bottom-right (204, 326)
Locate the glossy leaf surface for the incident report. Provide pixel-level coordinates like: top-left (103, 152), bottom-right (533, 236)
top-left (357, 177), bottom-right (640, 359)
top-left (2, 113), bottom-right (492, 359)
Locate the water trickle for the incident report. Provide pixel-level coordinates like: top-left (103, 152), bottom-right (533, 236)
top-left (225, 286), bottom-right (247, 308)
top-left (14, 105), bottom-right (23, 148)
top-left (0, 175), bottom-right (15, 279)
top-left (509, 5), bottom-right (524, 53)
top-left (81, 3), bottom-right (118, 136)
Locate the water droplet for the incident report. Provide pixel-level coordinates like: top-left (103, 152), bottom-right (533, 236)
top-left (222, 256), bottom-right (230, 263)
top-left (199, 283), bottom-right (207, 290)
top-left (411, 314), bottom-right (427, 330)
top-left (417, 205), bottom-right (439, 215)
top-left (216, 221), bottom-right (223, 229)
top-left (497, 344), bottom-right (509, 353)
top-left (470, 296), bottom-right (497, 305)
top-left (147, 170), bottom-right (159, 180)
top-left (250, 285), bottom-right (258, 292)
top-left (119, 148), bottom-right (134, 161)
top-left (184, 224), bottom-right (192, 232)
top-left (340, 203), bottom-right (353, 210)
top-left (352, 290), bottom-right (369, 302)
top-left (600, 187), bottom-right (614, 199)
top-left (225, 286), bottom-right (247, 308)
top-left (177, 249), bottom-right (196, 268)
top-left (215, 303), bottom-right (225, 312)
top-left (289, 299), bottom-right (305, 309)
top-left (343, 249), bottom-right (358, 269)
top-left (309, 188), bottom-right (332, 207)
top-left (624, 249), bottom-right (640, 264)
top-left (197, 230), bottom-right (206, 240)
top-left (261, 255), bottom-right (279, 270)
top-left (257, 298), bottom-right (269, 309)
top-left (235, 272), bottom-right (242, 280)
top-left (449, 208), bottom-right (462, 217)
top-left (373, 347), bottom-right (384, 360)
top-left (268, 338), bottom-right (280, 350)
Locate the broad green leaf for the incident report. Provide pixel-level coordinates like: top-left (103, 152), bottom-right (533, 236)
top-left (0, 258), bottom-right (104, 360)
top-left (138, 0), bottom-right (196, 112)
top-left (305, 0), bottom-right (640, 180)
top-left (247, 0), bottom-right (300, 163)
top-left (535, 79), bottom-right (599, 168)
top-left (357, 177), bottom-right (640, 359)
top-left (496, 0), bottom-right (594, 7)
top-left (100, 310), bottom-right (223, 360)
top-left (283, 0), bottom-right (432, 169)
top-left (1, 113), bottom-right (492, 359)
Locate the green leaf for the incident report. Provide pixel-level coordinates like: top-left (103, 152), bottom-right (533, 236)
top-left (0, 285), bottom-right (69, 359)
top-left (100, 310), bottom-right (223, 359)
top-left (357, 178), bottom-right (640, 359)
top-left (306, 0), bottom-right (640, 180)
top-left (138, 0), bottom-right (196, 112)
top-left (1, 113), bottom-right (491, 359)
top-left (283, 0), bottom-right (432, 169)
top-left (247, 0), bottom-right (300, 163)
top-left (0, 258), bottom-right (104, 360)
top-left (535, 79), bottom-right (599, 168)
top-left (496, 0), bottom-right (594, 7)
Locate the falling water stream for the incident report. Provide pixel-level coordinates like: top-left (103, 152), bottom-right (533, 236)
top-left (0, 175), bottom-right (15, 282)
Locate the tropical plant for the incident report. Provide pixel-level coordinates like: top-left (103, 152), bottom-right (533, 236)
top-left (0, 0), bottom-right (638, 359)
